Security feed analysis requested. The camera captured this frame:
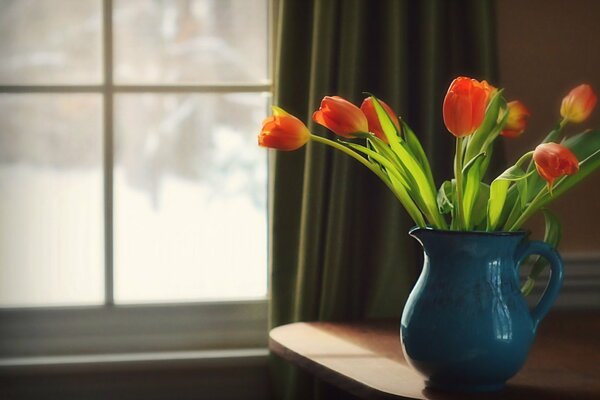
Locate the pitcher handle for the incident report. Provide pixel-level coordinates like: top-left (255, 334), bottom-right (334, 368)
top-left (515, 241), bottom-right (564, 332)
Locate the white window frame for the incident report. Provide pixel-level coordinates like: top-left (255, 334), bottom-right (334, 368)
top-left (0, 0), bottom-right (272, 360)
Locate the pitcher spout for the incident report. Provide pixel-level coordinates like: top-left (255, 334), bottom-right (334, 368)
top-left (409, 226), bottom-right (436, 248)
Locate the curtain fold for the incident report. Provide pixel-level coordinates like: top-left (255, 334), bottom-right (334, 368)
top-left (269, 1), bottom-right (498, 399)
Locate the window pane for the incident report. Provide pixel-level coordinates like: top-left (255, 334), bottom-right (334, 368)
top-left (113, 0), bottom-right (268, 84)
top-left (0, 0), bottom-right (102, 85)
top-left (0, 94), bottom-right (104, 307)
top-left (114, 93), bottom-right (267, 303)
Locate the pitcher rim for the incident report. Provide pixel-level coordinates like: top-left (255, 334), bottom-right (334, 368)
top-left (409, 226), bottom-right (529, 237)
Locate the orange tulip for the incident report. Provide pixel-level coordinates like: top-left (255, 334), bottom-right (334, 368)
top-left (312, 96), bottom-right (368, 138)
top-left (359, 97), bottom-right (399, 143)
top-left (560, 84), bottom-right (597, 123)
top-left (443, 77), bottom-right (491, 137)
top-left (501, 101), bottom-right (531, 138)
top-left (533, 142), bottom-right (579, 188)
top-left (481, 80), bottom-right (497, 98)
top-left (258, 106), bottom-right (310, 151)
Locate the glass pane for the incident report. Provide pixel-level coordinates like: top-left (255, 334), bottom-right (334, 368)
top-left (0, 0), bottom-right (102, 85)
top-left (114, 93), bottom-right (267, 303)
top-left (114, 0), bottom-right (268, 84)
top-left (0, 94), bottom-right (104, 307)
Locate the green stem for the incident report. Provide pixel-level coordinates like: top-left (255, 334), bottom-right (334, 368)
top-left (500, 154), bottom-right (536, 231)
top-left (454, 137), bottom-right (465, 230)
top-left (310, 134), bottom-right (386, 181)
top-left (310, 134), bottom-right (426, 226)
top-left (503, 197), bottom-right (523, 231)
top-left (509, 174), bottom-right (572, 231)
top-left (345, 142), bottom-right (440, 226)
top-left (558, 117), bottom-right (568, 130)
top-left (345, 142), bottom-right (410, 188)
top-left (508, 186), bottom-right (548, 231)
top-left (516, 151), bottom-right (534, 167)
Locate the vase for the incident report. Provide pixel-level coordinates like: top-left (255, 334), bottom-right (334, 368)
top-left (400, 227), bottom-right (564, 392)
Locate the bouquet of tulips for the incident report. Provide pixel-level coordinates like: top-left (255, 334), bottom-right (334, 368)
top-left (259, 77), bottom-right (600, 293)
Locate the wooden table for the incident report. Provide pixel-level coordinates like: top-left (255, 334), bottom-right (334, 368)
top-left (269, 311), bottom-right (600, 400)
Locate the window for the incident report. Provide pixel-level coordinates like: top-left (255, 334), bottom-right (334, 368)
top-left (0, 0), bottom-right (270, 357)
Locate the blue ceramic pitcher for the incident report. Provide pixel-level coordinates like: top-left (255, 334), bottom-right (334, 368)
top-left (401, 227), bottom-right (564, 392)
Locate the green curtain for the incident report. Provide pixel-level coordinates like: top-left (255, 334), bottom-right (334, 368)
top-left (268, 1), bottom-right (498, 399)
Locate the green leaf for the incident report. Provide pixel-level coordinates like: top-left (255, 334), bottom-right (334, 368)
top-left (472, 182), bottom-right (490, 229)
top-left (363, 136), bottom-right (434, 224)
top-left (462, 152), bottom-right (487, 230)
top-left (522, 209), bottom-right (562, 296)
top-left (487, 165), bottom-right (529, 231)
top-left (517, 175), bottom-right (528, 210)
top-left (437, 180), bottom-right (455, 214)
top-left (480, 143), bottom-right (494, 181)
top-left (347, 139), bottom-right (439, 227)
top-left (364, 136), bottom-right (408, 185)
top-left (371, 96), bottom-right (446, 229)
top-left (340, 141), bottom-right (427, 227)
top-left (563, 129), bottom-right (600, 160)
top-left (310, 133), bottom-right (427, 227)
top-left (370, 96), bottom-right (401, 146)
top-left (344, 141), bottom-right (408, 188)
top-left (464, 90), bottom-right (506, 163)
top-left (488, 180), bottom-right (510, 230)
top-left (400, 119), bottom-right (435, 189)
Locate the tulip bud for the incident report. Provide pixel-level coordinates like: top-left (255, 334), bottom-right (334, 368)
top-left (533, 142), bottom-right (579, 189)
top-left (443, 77), bottom-right (490, 137)
top-left (501, 101), bottom-right (531, 138)
top-left (359, 97), bottom-right (400, 143)
top-left (560, 84), bottom-right (597, 123)
top-left (312, 96), bottom-right (369, 138)
top-left (258, 106), bottom-right (310, 151)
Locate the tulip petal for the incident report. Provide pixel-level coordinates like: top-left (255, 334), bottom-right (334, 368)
top-left (360, 97), bottom-right (399, 143)
top-left (312, 96), bottom-right (368, 137)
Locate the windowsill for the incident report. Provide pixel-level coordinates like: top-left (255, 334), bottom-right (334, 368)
top-left (0, 348), bottom-right (270, 400)
top-left (0, 300), bottom-right (268, 358)
top-left (0, 301), bottom-right (270, 398)
top-left (0, 348), bottom-right (268, 372)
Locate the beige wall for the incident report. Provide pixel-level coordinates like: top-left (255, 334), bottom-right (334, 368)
top-left (497, 0), bottom-right (600, 253)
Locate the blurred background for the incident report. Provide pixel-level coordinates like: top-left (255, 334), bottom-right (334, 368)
top-left (497, 0), bottom-right (600, 253)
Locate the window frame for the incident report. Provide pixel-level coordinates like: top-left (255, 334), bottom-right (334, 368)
top-left (0, 0), bottom-right (272, 360)
top-left (0, 300), bottom-right (268, 358)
